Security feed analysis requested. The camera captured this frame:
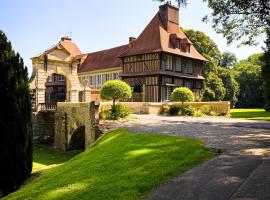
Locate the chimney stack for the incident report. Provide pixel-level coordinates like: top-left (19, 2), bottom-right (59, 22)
top-left (159, 2), bottom-right (179, 33)
top-left (129, 37), bottom-right (136, 46)
top-left (61, 36), bottom-right (72, 41)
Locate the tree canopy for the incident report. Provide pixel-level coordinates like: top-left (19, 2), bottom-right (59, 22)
top-left (219, 52), bottom-right (237, 68)
top-left (0, 30), bottom-right (33, 194)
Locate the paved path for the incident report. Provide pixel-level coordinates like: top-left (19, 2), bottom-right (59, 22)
top-left (100, 115), bottom-right (270, 200)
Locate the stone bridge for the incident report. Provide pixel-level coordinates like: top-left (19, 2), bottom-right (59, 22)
top-left (33, 101), bottom-right (101, 150)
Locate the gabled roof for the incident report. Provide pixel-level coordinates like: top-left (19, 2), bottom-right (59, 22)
top-left (119, 13), bottom-right (208, 62)
top-left (32, 37), bottom-right (82, 59)
top-left (77, 44), bottom-right (129, 73)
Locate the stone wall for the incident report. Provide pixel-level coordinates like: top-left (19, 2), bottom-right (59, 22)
top-left (100, 101), bottom-right (231, 115)
top-left (32, 101), bottom-right (101, 151)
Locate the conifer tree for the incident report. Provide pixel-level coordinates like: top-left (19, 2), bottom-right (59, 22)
top-left (0, 30), bottom-right (33, 194)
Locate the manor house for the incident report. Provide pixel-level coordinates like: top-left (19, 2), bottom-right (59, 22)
top-left (30, 2), bottom-right (207, 109)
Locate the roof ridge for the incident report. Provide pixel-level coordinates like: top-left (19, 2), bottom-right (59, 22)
top-left (85, 44), bottom-right (129, 56)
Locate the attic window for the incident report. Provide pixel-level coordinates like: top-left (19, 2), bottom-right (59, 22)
top-left (186, 45), bottom-right (190, 53)
top-left (175, 39), bottom-right (180, 49)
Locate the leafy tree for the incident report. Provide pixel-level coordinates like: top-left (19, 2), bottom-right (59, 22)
top-left (184, 29), bottom-right (221, 65)
top-left (233, 54), bottom-right (264, 108)
top-left (0, 31), bottom-right (33, 194)
top-left (203, 0), bottom-right (270, 109)
top-left (171, 87), bottom-right (194, 111)
top-left (219, 52), bottom-right (237, 68)
top-left (100, 80), bottom-right (132, 108)
top-left (203, 72), bottom-right (226, 101)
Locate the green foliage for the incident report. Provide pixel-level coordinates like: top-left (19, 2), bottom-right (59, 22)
top-left (171, 87), bottom-right (195, 103)
top-left (204, 0), bottom-right (270, 46)
top-left (233, 53), bottom-right (264, 108)
top-left (203, 72), bottom-right (226, 101)
top-left (0, 31), bottom-right (33, 194)
top-left (99, 104), bottom-right (131, 120)
top-left (262, 37), bottom-right (270, 111)
top-left (218, 67), bottom-right (239, 107)
top-left (100, 80), bottom-right (131, 104)
top-left (219, 52), bottom-right (237, 68)
top-left (183, 105), bottom-right (195, 116)
top-left (168, 105), bottom-right (181, 116)
top-left (4, 129), bottom-right (214, 200)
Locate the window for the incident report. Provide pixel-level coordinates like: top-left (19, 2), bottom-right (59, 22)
top-left (89, 76), bottom-right (94, 87)
top-left (194, 81), bottom-right (202, 89)
top-left (112, 73), bottom-right (119, 80)
top-left (48, 75), bottom-right (52, 82)
top-left (175, 39), bottom-right (180, 49)
top-left (185, 81), bottom-right (193, 89)
top-left (175, 57), bottom-right (181, 72)
top-left (163, 54), bottom-right (173, 70)
top-left (186, 45), bottom-right (190, 53)
top-left (97, 75), bottom-right (102, 86)
top-left (182, 59), bottom-right (193, 74)
top-left (165, 86), bottom-right (172, 101)
top-left (58, 75), bottom-right (65, 81)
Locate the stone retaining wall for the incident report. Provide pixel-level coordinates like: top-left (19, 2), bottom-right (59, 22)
top-left (100, 101), bottom-right (230, 115)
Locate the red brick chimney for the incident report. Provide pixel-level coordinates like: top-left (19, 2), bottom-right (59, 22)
top-left (61, 36), bottom-right (72, 41)
top-left (159, 2), bottom-right (179, 33)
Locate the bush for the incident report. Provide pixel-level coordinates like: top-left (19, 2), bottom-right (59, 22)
top-left (171, 87), bottom-right (195, 103)
top-left (100, 80), bottom-right (131, 105)
top-left (168, 105), bottom-right (195, 116)
top-left (194, 109), bottom-right (203, 117)
top-left (199, 105), bottom-right (211, 114)
top-left (182, 105), bottom-right (195, 116)
top-left (99, 104), bottom-right (131, 120)
top-left (168, 105), bottom-right (181, 116)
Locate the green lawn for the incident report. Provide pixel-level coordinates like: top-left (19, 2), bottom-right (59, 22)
top-left (33, 144), bottom-right (81, 172)
top-left (230, 109), bottom-right (270, 121)
top-left (5, 129), bottom-right (214, 200)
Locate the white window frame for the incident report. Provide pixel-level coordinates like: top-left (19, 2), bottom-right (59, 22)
top-left (164, 55), bottom-right (173, 70)
top-left (112, 72), bottom-right (119, 80)
top-left (97, 75), bottom-right (102, 86)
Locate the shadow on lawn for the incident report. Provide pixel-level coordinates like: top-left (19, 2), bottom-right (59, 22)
top-left (33, 144), bottom-right (81, 166)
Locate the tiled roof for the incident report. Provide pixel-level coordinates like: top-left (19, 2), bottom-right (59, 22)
top-left (32, 38), bottom-right (81, 59)
top-left (77, 44), bottom-right (129, 73)
top-left (59, 39), bottom-right (82, 57)
top-left (119, 12), bottom-right (208, 62)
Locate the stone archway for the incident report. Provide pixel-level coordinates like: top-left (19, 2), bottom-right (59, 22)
top-left (30, 37), bottom-right (83, 110)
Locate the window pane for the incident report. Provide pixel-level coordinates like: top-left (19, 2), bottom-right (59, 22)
top-left (175, 57), bottom-right (181, 72)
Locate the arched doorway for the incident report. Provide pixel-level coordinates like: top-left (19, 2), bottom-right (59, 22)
top-left (45, 73), bottom-right (67, 104)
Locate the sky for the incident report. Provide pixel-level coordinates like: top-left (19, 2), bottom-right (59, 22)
top-left (0, 0), bottom-right (266, 75)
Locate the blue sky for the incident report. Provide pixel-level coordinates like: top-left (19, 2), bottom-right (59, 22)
top-left (0, 0), bottom-right (265, 75)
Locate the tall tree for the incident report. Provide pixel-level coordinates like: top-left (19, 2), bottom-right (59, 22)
top-left (233, 53), bottom-right (264, 108)
top-left (203, 0), bottom-right (270, 109)
top-left (0, 31), bottom-right (33, 194)
top-left (219, 52), bottom-right (237, 68)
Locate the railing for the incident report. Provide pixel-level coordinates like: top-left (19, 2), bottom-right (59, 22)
top-left (39, 103), bottom-right (57, 111)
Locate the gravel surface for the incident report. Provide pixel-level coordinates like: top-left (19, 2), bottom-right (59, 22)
top-left (100, 114), bottom-right (270, 156)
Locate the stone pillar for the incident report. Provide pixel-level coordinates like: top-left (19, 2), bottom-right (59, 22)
top-left (54, 111), bottom-right (67, 150)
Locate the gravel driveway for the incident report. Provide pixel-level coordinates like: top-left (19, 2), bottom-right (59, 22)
top-left (100, 114), bottom-right (270, 200)
top-left (100, 114), bottom-right (270, 156)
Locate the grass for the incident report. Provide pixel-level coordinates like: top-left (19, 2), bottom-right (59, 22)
top-left (5, 129), bottom-right (214, 200)
top-left (230, 108), bottom-right (270, 121)
top-left (32, 144), bottom-right (81, 172)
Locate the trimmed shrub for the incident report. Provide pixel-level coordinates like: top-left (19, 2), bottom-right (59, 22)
top-left (100, 80), bottom-right (132, 107)
top-left (168, 105), bottom-right (181, 116)
top-left (99, 104), bottom-right (131, 120)
top-left (182, 105), bottom-right (195, 116)
top-left (194, 109), bottom-right (203, 117)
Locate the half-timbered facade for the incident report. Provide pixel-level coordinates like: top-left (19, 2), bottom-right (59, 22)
top-left (30, 2), bottom-right (207, 104)
top-left (119, 3), bottom-right (207, 102)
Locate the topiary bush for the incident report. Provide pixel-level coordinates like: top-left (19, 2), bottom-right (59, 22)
top-left (171, 87), bottom-right (195, 115)
top-left (100, 80), bottom-right (132, 119)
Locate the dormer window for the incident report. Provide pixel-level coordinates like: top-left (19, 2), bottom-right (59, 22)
top-left (175, 39), bottom-right (180, 49)
top-left (186, 45), bottom-right (190, 53)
